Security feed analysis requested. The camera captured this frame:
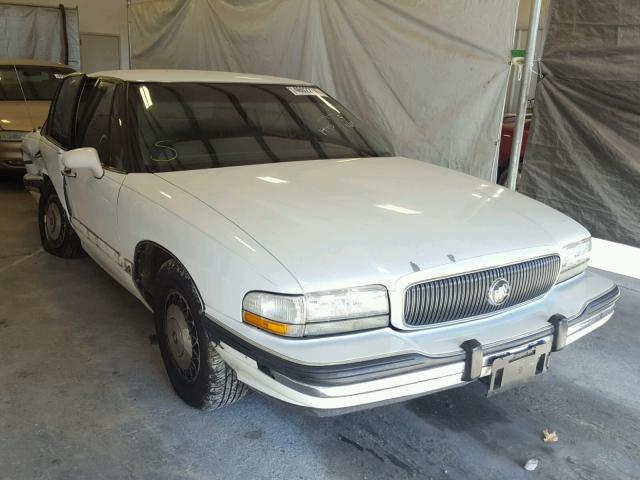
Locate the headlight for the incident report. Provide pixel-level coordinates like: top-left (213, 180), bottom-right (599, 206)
top-left (557, 237), bottom-right (591, 283)
top-left (0, 130), bottom-right (27, 142)
top-left (242, 286), bottom-right (390, 337)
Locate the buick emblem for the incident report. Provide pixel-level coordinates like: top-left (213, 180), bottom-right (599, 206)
top-left (488, 278), bottom-right (511, 306)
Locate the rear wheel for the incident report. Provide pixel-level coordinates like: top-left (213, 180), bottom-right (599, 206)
top-left (38, 182), bottom-right (84, 258)
top-left (154, 259), bottom-right (248, 410)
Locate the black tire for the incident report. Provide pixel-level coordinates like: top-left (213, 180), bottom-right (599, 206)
top-left (154, 258), bottom-right (248, 410)
top-left (38, 181), bottom-right (85, 258)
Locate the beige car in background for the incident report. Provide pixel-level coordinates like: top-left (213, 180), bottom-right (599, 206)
top-left (0, 59), bottom-right (74, 172)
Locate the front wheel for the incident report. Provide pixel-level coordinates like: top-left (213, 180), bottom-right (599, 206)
top-left (154, 259), bottom-right (248, 410)
top-left (38, 182), bottom-right (84, 258)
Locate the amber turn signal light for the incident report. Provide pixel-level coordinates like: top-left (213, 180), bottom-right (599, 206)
top-left (242, 310), bottom-right (291, 336)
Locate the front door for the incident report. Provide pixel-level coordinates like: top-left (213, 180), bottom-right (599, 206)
top-left (63, 79), bottom-right (128, 279)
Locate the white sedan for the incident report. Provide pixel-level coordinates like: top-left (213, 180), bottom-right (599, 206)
top-left (22, 70), bottom-right (619, 415)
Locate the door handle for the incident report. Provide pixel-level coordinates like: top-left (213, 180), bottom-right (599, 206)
top-left (61, 168), bottom-right (77, 178)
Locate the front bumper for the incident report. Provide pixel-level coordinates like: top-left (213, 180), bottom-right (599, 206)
top-left (205, 278), bottom-right (620, 415)
top-left (0, 140), bottom-right (25, 170)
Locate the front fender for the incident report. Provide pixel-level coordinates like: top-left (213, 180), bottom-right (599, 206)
top-left (118, 173), bottom-right (302, 324)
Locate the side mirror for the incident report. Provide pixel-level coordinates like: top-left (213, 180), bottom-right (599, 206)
top-left (61, 147), bottom-right (104, 179)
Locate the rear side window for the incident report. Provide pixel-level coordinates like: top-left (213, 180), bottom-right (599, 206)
top-left (49, 75), bottom-right (84, 148)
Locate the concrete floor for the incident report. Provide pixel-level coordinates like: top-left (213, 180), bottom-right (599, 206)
top-left (1, 175), bottom-right (639, 480)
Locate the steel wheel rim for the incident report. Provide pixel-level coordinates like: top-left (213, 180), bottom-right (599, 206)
top-left (164, 290), bottom-right (200, 383)
top-left (44, 200), bottom-right (63, 244)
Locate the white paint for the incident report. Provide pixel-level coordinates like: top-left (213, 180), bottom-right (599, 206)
top-left (28, 71), bottom-right (620, 411)
top-left (375, 204), bottom-right (422, 215)
top-left (218, 305), bottom-right (610, 411)
top-left (90, 69), bottom-right (311, 85)
top-left (156, 156), bottom-right (593, 296)
top-left (256, 176), bottom-right (289, 184)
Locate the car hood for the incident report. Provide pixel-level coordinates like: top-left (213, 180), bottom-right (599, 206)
top-left (0, 101), bottom-right (50, 131)
top-left (156, 157), bottom-right (585, 292)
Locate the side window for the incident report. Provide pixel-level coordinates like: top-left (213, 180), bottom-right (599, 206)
top-left (76, 81), bottom-right (116, 165)
top-left (49, 75), bottom-right (84, 148)
top-left (75, 78), bottom-right (98, 136)
top-left (109, 85), bottom-right (125, 170)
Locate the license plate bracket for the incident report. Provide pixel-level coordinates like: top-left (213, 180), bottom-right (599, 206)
top-left (487, 341), bottom-right (552, 396)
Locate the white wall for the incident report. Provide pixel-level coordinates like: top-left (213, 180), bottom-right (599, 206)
top-left (7, 0), bottom-right (129, 69)
top-left (5, 0), bottom-right (545, 73)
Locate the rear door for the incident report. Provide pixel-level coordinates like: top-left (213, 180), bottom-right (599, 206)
top-left (40, 73), bottom-right (85, 205)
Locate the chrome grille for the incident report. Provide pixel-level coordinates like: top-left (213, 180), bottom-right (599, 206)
top-left (403, 255), bottom-right (561, 327)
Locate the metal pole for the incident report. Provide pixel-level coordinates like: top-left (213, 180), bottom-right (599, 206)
top-left (127, 0), bottom-right (132, 69)
top-left (506, 0), bottom-right (543, 190)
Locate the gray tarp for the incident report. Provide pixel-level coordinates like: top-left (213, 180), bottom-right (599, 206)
top-left (0, 3), bottom-right (80, 69)
top-left (520, 0), bottom-right (640, 247)
top-left (129, 0), bottom-right (518, 181)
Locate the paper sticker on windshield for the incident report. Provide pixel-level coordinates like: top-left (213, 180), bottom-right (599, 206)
top-left (286, 86), bottom-right (326, 96)
top-left (53, 74), bottom-right (65, 79)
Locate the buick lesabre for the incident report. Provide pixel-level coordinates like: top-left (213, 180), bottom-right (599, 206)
top-left (22, 70), bottom-right (619, 414)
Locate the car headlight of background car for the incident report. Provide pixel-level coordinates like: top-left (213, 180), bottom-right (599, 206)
top-left (557, 237), bottom-right (591, 283)
top-left (0, 130), bottom-right (27, 142)
top-left (242, 286), bottom-right (390, 337)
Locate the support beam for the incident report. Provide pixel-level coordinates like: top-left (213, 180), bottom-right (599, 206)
top-left (506, 0), bottom-right (543, 190)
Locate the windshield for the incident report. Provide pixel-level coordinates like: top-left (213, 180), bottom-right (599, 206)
top-left (0, 65), bottom-right (74, 101)
top-left (129, 83), bottom-right (393, 171)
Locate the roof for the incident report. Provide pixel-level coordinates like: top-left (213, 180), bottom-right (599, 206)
top-left (88, 69), bottom-right (313, 86)
top-left (0, 58), bottom-right (73, 68)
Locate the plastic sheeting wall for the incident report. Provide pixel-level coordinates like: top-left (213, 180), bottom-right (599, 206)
top-left (520, 0), bottom-right (640, 247)
top-left (129, 0), bottom-right (518, 181)
top-left (504, 29), bottom-right (543, 114)
top-left (0, 3), bottom-right (80, 69)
